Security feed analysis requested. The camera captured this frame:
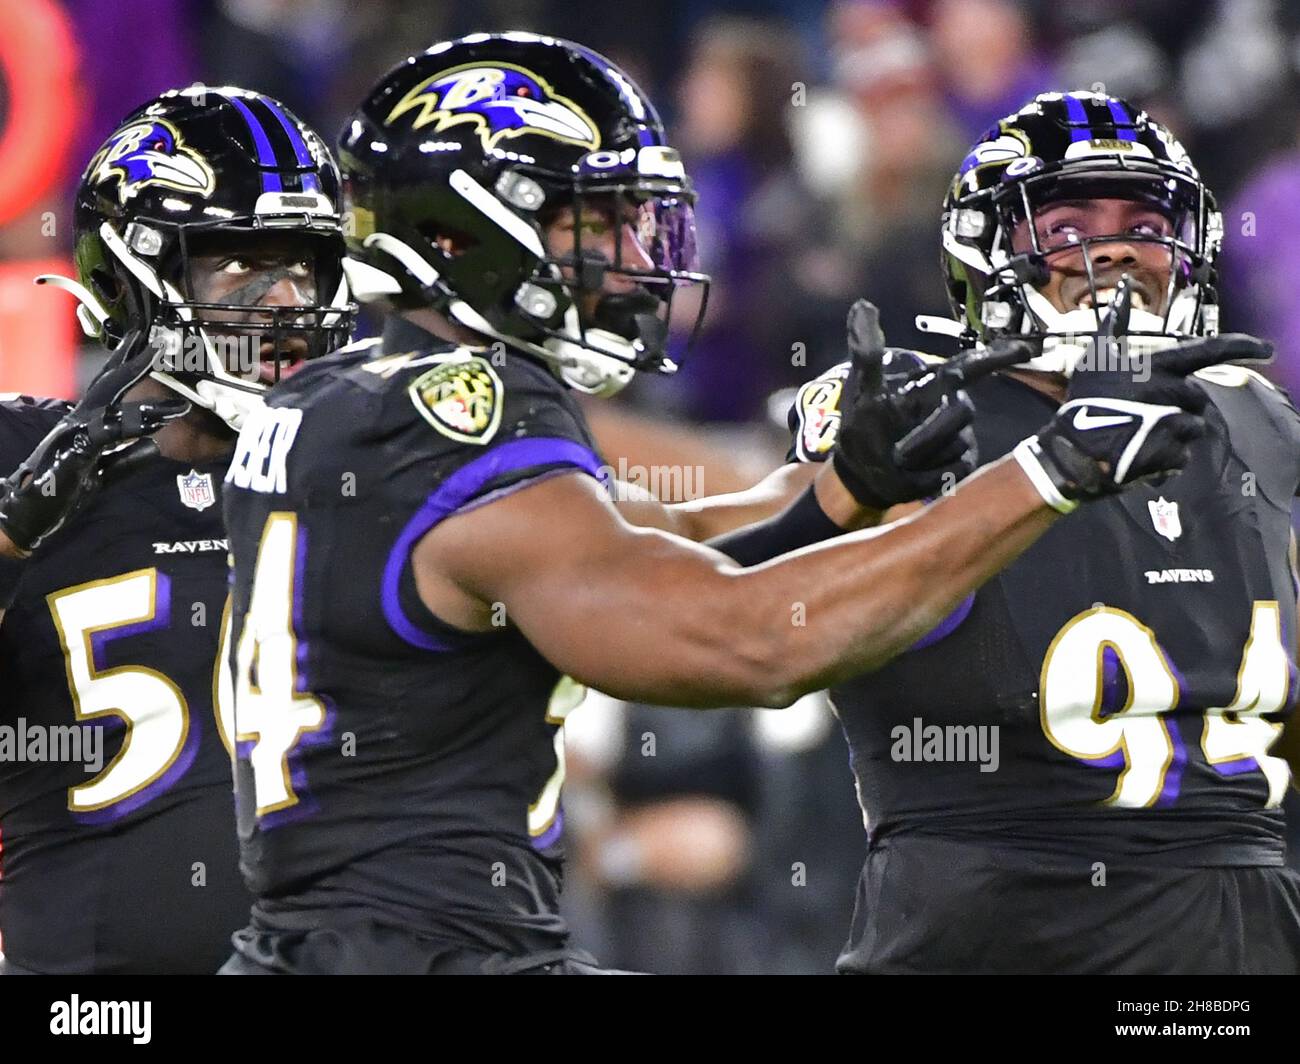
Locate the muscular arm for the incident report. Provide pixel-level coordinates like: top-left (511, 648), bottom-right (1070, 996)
top-left (613, 461), bottom-right (877, 540)
top-left (413, 455), bottom-right (1058, 709)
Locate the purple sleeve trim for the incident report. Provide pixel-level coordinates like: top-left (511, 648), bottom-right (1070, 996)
top-left (907, 593), bottom-right (975, 652)
top-left (381, 437), bottom-right (606, 651)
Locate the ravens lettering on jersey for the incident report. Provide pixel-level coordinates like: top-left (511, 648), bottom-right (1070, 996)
top-left (792, 362), bottom-right (1300, 973)
top-left (220, 329), bottom-right (609, 974)
top-left (0, 395), bottom-right (250, 974)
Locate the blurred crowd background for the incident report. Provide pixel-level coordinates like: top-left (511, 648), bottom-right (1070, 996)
top-left (5, 0), bottom-right (1300, 973)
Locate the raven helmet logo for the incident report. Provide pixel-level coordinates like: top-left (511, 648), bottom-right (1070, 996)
top-left (90, 119), bottom-right (216, 204)
top-left (385, 63), bottom-right (600, 152)
top-left (409, 355), bottom-right (504, 445)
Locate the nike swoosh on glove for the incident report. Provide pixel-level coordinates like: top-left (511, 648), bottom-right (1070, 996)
top-left (1012, 276), bottom-right (1271, 512)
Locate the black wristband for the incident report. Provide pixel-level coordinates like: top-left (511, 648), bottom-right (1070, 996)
top-left (831, 448), bottom-right (894, 512)
top-left (706, 485), bottom-right (844, 567)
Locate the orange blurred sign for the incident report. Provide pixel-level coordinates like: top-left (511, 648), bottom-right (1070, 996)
top-left (0, 0), bottom-right (78, 226)
top-left (0, 259), bottom-right (78, 398)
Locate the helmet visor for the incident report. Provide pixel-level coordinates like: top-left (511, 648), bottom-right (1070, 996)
top-left (535, 185), bottom-right (710, 370)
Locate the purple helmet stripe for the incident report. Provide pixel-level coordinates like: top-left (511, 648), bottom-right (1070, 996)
top-left (1063, 93), bottom-right (1092, 142)
top-left (259, 95), bottom-right (322, 193)
top-left (223, 93), bottom-right (283, 192)
top-left (1106, 98), bottom-right (1136, 141)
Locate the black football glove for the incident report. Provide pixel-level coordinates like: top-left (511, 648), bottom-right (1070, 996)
top-left (1014, 276), bottom-right (1270, 511)
top-left (0, 329), bottom-right (190, 553)
top-left (830, 299), bottom-right (1033, 509)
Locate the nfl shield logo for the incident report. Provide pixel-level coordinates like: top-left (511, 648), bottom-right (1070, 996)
top-left (1147, 496), bottom-right (1181, 542)
top-left (177, 470), bottom-right (216, 511)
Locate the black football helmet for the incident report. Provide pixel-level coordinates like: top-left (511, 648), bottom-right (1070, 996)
top-left (930, 91), bottom-right (1222, 374)
top-left (339, 32), bottom-right (709, 396)
top-left (44, 86), bottom-right (355, 429)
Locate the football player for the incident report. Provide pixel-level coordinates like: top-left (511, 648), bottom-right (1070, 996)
top-left (220, 39), bottom-right (1238, 974)
top-left (798, 92), bottom-right (1300, 974)
top-left (0, 86), bottom-right (354, 974)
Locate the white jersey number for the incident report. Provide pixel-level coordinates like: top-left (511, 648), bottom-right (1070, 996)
top-left (48, 568), bottom-right (234, 817)
top-left (233, 512), bottom-right (327, 817)
top-left (1040, 602), bottom-right (1290, 807)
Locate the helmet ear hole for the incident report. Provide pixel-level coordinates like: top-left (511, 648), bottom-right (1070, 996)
top-left (413, 224), bottom-right (476, 258)
top-left (89, 266), bottom-right (127, 314)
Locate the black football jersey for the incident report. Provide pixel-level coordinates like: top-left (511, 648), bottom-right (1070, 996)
top-left (0, 396), bottom-right (249, 973)
top-left (222, 331), bottom-right (605, 957)
top-left (813, 364), bottom-right (1300, 865)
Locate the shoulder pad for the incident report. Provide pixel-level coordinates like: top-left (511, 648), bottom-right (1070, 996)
top-left (1198, 365), bottom-right (1300, 506)
top-left (335, 336), bottom-right (383, 358)
top-left (0, 394), bottom-right (72, 473)
top-left (0, 393), bottom-right (73, 413)
top-left (1193, 364), bottom-right (1276, 390)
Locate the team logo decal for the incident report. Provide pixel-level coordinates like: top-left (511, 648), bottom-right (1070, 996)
top-left (1150, 122), bottom-right (1198, 176)
top-left (791, 365), bottom-right (848, 462)
top-left (409, 356), bottom-right (503, 445)
top-left (956, 121), bottom-right (1031, 176)
top-left (89, 118), bottom-right (216, 204)
top-left (177, 470), bottom-right (217, 511)
top-left (1147, 496), bottom-right (1181, 542)
top-left (385, 63), bottom-right (600, 153)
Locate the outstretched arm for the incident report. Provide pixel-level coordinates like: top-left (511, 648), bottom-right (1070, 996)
top-left (414, 299), bottom-right (1253, 709)
top-left (417, 456), bottom-right (1055, 708)
top-left (611, 298), bottom-right (1000, 546)
top-left (613, 461), bottom-right (876, 541)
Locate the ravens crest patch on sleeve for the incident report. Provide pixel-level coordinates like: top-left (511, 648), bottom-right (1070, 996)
top-left (408, 355), bottom-right (504, 445)
top-left (790, 363), bottom-right (848, 462)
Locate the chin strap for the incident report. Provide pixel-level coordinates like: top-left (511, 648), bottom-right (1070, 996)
top-left (447, 296), bottom-right (639, 397)
top-left (147, 367), bottom-right (263, 431)
top-left (541, 303), bottom-right (637, 397)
